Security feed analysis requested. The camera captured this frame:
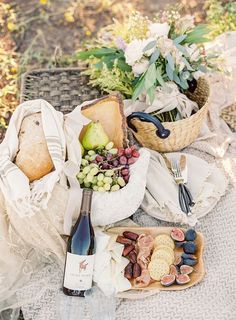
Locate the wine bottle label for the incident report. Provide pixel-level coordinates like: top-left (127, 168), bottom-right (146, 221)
top-left (64, 252), bottom-right (95, 291)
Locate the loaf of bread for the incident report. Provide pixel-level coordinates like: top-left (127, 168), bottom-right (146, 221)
top-left (15, 113), bottom-right (54, 182)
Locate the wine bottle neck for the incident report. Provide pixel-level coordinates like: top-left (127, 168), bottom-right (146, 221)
top-left (80, 188), bottom-right (93, 215)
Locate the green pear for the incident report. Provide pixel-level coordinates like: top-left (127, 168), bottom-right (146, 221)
top-left (82, 121), bottom-right (109, 150)
top-left (79, 141), bottom-right (85, 156)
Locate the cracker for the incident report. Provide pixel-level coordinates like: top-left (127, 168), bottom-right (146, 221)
top-left (154, 234), bottom-right (175, 250)
top-left (151, 249), bottom-right (174, 265)
top-left (148, 258), bottom-right (170, 281)
top-left (154, 245), bottom-right (174, 256)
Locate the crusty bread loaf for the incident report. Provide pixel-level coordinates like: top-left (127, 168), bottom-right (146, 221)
top-left (15, 113), bottom-right (54, 182)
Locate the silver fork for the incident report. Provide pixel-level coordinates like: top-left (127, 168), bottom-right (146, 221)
top-left (176, 161), bottom-right (195, 208)
top-left (171, 159), bottom-right (192, 216)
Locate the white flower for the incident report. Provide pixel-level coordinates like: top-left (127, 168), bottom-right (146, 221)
top-left (157, 37), bottom-right (174, 57)
top-left (124, 39), bottom-right (145, 66)
top-left (132, 58), bottom-right (149, 76)
top-left (148, 22), bottom-right (170, 39)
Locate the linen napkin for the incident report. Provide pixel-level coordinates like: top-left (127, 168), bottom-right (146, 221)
top-left (142, 149), bottom-right (228, 226)
top-left (93, 229), bottom-right (131, 295)
top-left (0, 99), bottom-right (66, 218)
top-left (124, 82), bottom-right (198, 119)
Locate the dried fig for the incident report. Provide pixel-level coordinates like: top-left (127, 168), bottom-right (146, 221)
top-left (122, 244), bottom-right (135, 257)
top-left (124, 262), bottom-right (133, 280)
top-left (123, 231), bottom-right (139, 241)
top-left (128, 250), bottom-right (137, 263)
top-left (133, 263), bottom-right (141, 278)
top-left (116, 235), bottom-right (132, 245)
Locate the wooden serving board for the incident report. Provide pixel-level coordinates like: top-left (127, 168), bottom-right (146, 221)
top-left (107, 226), bottom-right (205, 291)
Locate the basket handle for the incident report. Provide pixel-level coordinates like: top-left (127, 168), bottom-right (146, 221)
top-left (127, 112), bottom-right (170, 139)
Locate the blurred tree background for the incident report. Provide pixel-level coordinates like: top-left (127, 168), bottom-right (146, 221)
top-left (1, 0), bottom-right (236, 141)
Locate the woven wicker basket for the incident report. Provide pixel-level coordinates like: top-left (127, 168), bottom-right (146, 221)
top-left (127, 77), bottom-right (210, 152)
top-left (20, 67), bottom-right (102, 113)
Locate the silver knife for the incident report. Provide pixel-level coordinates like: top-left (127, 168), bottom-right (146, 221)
top-left (179, 155), bottom-right (195, 207)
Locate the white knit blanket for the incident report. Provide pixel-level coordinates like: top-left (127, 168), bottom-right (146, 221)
top-left (0, 99), bottom-right (66, 217)
top-left (14, 147), bottom-right (236, 320)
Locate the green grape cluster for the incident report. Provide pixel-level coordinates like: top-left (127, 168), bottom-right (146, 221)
top-left (76, 141), bottom-right (140, 193)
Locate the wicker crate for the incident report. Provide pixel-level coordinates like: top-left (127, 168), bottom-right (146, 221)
top-left (20, 67), bottom-right (102, 114)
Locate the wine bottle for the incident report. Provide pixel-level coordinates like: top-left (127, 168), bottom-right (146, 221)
top-left (63, 188), bottom-right (95, 297)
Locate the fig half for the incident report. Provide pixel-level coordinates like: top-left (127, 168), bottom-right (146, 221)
top-left (176, 274), bottom-right (191, 285)
top-left (170, 265), bottom-right (179, 276)
top-left (171, 228), bottom-right (185, 242)
top-left (180, 265), bottom-right (194, 275)
top-left (160, 274), bottom-right (176, 287)
top-left (174, 255), bottom-right (184, 267)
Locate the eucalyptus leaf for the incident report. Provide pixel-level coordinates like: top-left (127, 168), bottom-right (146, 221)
top-left (175, 44), bottom-right (189, 56)
top-left (184, 25), bottom-right (210, 44)
top-left (144, 63), bottom-right (156, 91)
top-left (173, 73), bottom-right (181, 85)
top-left (179, 78), bottom-right (189, 90)
top-left (147, 86), bottom-right (156, 104)
top-left (166, 63), bottom-right (174, 81)
top-left (182, 57), bottom-right (194, 71)
top-left (77, 47), bottom-right (117, 60)
top-left (198, 64), bottom-right (208, 73)
top-left (173, 34), bottom-right (187, 45)
top-left (117, 59), bottom-right (132, 71)
top-left (102, 56), bottom-right (116, 69)
top-left (149, 49), bottom-right (160, 64)
top-left (132, 76), bottom-right (145, 101)
top-left (156, 66), bottom-right (165, 86)
top-left (143, 40), bottom-right (157, 53)
top-left (166, 54), bottom-right (175, 70)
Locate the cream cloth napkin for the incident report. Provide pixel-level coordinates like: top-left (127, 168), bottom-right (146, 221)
top-left (142, 149), bottom-right (228, 226)
top-left (124, 82), bottom-right (198, 119)
top-left (0, 99), bottom-right (66, 218)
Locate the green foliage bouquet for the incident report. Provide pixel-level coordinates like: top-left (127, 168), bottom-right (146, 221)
top-left (77, 12), bottom-right (214, 113)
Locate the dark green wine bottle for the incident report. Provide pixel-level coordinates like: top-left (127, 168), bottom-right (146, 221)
top-left (63, 189), bottom-right (95, 297)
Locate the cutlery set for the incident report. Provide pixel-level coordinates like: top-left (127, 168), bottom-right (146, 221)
top-left (164, 154), bottom-right (195, 216)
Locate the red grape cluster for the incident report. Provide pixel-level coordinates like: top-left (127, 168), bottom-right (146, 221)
top-left (77, 142), bottom-right (140, 192)
top-left (95, 145), bottom-right (140, 184)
